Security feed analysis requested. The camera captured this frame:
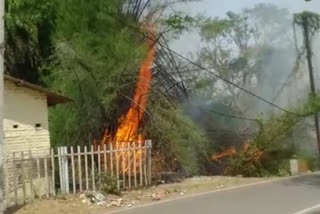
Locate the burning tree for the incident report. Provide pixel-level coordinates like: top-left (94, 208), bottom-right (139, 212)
top-left (48, 0), bottom-right (208, 176)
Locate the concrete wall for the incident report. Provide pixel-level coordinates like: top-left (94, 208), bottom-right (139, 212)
top-left (3, 80), bottom-right (51, 203)
top-left (3, 80), bottom-right (50, 157)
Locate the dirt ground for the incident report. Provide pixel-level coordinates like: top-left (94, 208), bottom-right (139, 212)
top-left (6, 176), bottom-right (271, 214)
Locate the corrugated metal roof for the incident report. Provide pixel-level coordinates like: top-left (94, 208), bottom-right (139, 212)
top-left (4, 75), bottom-right (72, 106)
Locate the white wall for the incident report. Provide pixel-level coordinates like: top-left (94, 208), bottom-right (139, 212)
top-left (3, 80), bottom-right (50, 158)
top-left (3, 80), bottom-right (52, 203)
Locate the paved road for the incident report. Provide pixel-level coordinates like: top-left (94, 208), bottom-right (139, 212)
top-left (109, 173), bottom-right (320, 214)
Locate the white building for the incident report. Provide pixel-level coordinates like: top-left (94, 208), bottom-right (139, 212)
top-left (3, 75), bottom-right (71, 202)
top-left (3, 75), bottom-right (70, 157)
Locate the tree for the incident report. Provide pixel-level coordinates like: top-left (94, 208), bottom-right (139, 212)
top-left (5, 0), bottom-right (56, 84)
top-left (193, 4), bottom-right (294, 116)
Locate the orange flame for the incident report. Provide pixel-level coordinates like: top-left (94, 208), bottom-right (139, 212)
top-left (114, 34), bottom-right (155, 143)
top-left (96, 26), bottom-right (156, 174)
top-left (211, 142), bottom-right (249, 162)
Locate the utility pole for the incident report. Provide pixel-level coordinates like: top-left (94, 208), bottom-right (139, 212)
top-left (302, 15), bottom-right (320, 165)
top-left (0, 0), bottom-right (4, 212)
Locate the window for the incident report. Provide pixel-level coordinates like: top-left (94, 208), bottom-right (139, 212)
top-left (13, 124), bottom-right (18, 129)
top-left (35, 123), bottom-right (42, 128)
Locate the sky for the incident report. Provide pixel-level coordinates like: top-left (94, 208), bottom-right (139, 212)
top-left (172, 0), bottom-right (320, 53)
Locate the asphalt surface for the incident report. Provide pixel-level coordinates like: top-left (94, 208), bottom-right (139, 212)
top-left (109, 173), bottom-right (320, 214)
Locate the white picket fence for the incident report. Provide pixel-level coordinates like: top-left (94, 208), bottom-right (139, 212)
top-left (4, 140), bottom-right (152, 206)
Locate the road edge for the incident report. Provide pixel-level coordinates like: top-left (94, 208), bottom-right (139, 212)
top-left (103, 172), bottom-right (320, 214)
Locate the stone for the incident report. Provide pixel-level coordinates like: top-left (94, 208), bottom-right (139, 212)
top-left (151, 189), bottom-right (168, 201)
top-left (107, 198), bottom-right (123, 207)
top-left (94, 192), bottom-right (107, 202)
top-left (97, 201), bottom-right (107, 206)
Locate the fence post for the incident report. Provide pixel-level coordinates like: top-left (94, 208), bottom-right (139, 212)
top-left (77, 146), bottom-right (82, 192)
top-left (103, 144), bottom-right (107, 173)
top-left (116, 144), bottom-right (120, 190)
top-left (28, 151), bottom-right (34, 200)
top-left (98, 146), bottom-right (101, 176)
top-left (64, 147), bottom-right (69, 194)
top-left (148, 140), bottom-right (152, 185)
top-left (51, 148), bottom-right (56, 196)
top-left (98, 146), bottom-right (101, 189)
top-left (58, 147), bottom-right (64, 194)
top-left (84, 146), bottom-right (89, 191)
top-left (121, 143), bottom-right (126, 189)
top-left (71, 147), bottom-right (76, 194)
top-left (143, 142), bottom-right (147, 186)
top-left (128, 143), bottom-right (131, 189)
top-left (139, 142), bottom-right (143, 186)
top-left (133, 142), bottom-right (137, 188)
top-left (36, 158), bottom-right (40, 180)
top-left (20, 152), bottom-right (26, 203)
top-left (110, 144), bottom-right (114, 176)
top-left (91, 145), bottom-right (95, 191)
top-left (13, 152), bottom-right (17, 205)
top-left (44, 157), bottom-right (49, 199)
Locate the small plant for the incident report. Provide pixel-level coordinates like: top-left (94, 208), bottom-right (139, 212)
top-left (97, 172), bottom-right (119, 195)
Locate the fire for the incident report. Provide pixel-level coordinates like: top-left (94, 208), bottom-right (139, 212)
top-left (114, 33), bottom-right (155, 143)
top-left (96, 26), bottom-right (156, 174)
top-left (211, 142), bottom-right (249, 162)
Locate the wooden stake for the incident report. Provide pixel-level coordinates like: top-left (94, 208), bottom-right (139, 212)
top-left (98, 146), bottom-right (101, 188)
top-left (13, 152), bottom-right (18, 205)
top-left (71, 147), bottom-right (76, 194)
top-left (36, 158), bottom-right (40, 180)
top-left (63, 147), bottom-right (69, 194)
top-left (122, 143), bottom-right (126, 189)
top-left (21, 152), bottom-right (26, 203)
top-left (144, 142), bottom-right (148, 186)
top-left (133, 142), bottom-right (137, 188)
top-left (139, 142), bottom-right (143, 186)
top-left (44, 158), bottom-right (49, 199)
top-left (91, 145), bottom-right (95, 191)
top-left (57, 148), bottom-right (62, 193)
top-left (77, 146), bottom-right (82, 192)
top-left (84, 146), bottom-right (89, 191)
top-left (110, 144), bottom-right (114, 176)
top-left (104, 144), bottom-right (107, 173)
top-left (51, 148), bottom-right (56, 196)
top-left (148, 140), bottom-right (152, 185)
top-left (28, 151), bottom-right (34, 200)
top-left (116, 144), bottom-right (120, 190)
top-left (128, 143), bottom-right (131, 189)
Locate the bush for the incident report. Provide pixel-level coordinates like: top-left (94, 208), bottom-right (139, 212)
top-left (144, 101), bottom-right (209, 176)
top-left (97, 172), bottom-right (119, 195)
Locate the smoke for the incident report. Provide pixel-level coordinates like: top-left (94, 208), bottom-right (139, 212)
top-left (182, 4), bottom-right (320, 157)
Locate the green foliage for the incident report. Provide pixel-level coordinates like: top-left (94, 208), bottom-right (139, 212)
top-left (297, 152), bottom-right (318, 171)
top-left (5, 0), bottom-right (56, 84)
top-left (163, 14), bottom-right (197, 34)
top-left (225, 94), bottom-right (320, 177)
top-left (97, 172), bottom-right (119, 195)
top-left (49, 0), bottom-right (147, 147)
top-left (144, 92), bottom-right (209, 176)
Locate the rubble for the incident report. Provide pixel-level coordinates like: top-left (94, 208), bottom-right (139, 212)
top-left (80, 191), bottom-right (124, 207)
top-left (151, 189), bottom-right (169, 201)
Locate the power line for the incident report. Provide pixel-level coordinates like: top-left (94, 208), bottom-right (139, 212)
top-left (200, 107), bottom-right (257, 122)
top-left (159, 44), bottom-right (303, 117)
top-left (114, 17), bottom-right (304, 117)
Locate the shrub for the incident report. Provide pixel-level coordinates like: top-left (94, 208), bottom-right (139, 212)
top-left (97, 172), bottom-right (119, 195)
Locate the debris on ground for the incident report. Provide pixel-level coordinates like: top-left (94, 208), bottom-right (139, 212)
top-left (8, 176), bottom-right (270, 214)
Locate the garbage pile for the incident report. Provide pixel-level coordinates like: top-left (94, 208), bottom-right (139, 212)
top-left (80, 192), bottom-right (124, 207)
